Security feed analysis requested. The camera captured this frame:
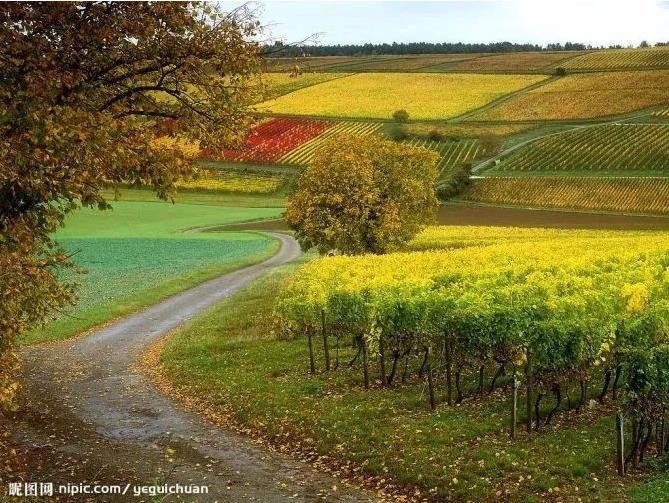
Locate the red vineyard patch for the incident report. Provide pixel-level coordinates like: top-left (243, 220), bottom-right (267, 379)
top-left (203, 118), bottom-right (331, 164)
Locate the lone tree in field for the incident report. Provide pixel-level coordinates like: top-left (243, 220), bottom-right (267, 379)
top-left (0, 2), bottom-right (262, 411)
top-left (285, 135), bottom-right (439, 255)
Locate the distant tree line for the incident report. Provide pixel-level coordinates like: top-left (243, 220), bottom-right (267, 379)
top-left (268, 41), bottom-right (669, 57)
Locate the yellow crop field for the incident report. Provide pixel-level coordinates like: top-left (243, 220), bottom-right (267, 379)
top-left (475, 70), bottom-right (669, 120)
top-left (177, 169), bottom-right (284, 193)
top-left (462, 176), bottom-right (669, 215)
top-left (257, 73), bottom-right (547, 120)
top-left (405, 122), bottom-right (535, 138)
top-left (562, 47), bottom-right (669, 71)
top-left (262, 72), bottom-right (349, 100)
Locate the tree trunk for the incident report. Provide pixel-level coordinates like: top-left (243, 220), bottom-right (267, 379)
top-left (612, 365), bottom-right (622, 399)
top-left (626, 417), bottom-right (642, 468)
top-left (478, 364), bottom-right (485, 396)
top-left (599, 368), bottom-right (612, 402)
top-left (348, 337), bottom-right (362, 367)
top-left (578, 379), bottom-right (587, 411)
top-left (545, 384), bottom-right (562, 425)
top-left (401, 351), bottom-right (410, 383)
top-left (534, 391), bottom-right (544, 430)
top-left (418, 346), bottom-right (429, 379)
top-left (387, 351), bottom-right (400, 386)
top-left (639, 422), bottom-right (653, 463)
top-left (490, 364), bottom-right (505, 392)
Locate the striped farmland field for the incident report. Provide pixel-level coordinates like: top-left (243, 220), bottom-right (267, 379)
top-left (462, 176), bottom-right (669, 215)
top-left (489, 124), bottom-right (669, 174)
top-left (278, 121), bottom-right (382, 165)
top-left (562, 47), bottom-right (669, 71)
top-left (404, 138), bottom-right (482, 174)
top-left (652, 109), bottom-right (669, 118)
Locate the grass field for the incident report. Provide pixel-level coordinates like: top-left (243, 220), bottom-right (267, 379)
top-left (487, 123), bottom-right (669, 175)
top-left (475, 70), bottom-right (669, 121)
top-left (257, 72), bottom-right (548, 120)
top-left (562, 47), bottom-right (669, 71)
top-left (462, 176), bottom-right (669, 215)
top-left (21, 200), bottom-right (283, 345)
top-left (159, 226), bottom-right (669, 502)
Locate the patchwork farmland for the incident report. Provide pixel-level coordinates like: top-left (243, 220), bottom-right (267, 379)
top-left (191, 48), bottom-right (669, 216)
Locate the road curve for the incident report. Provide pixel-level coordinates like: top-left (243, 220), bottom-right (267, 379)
top-left (10, 233), bottom-right (378, 502)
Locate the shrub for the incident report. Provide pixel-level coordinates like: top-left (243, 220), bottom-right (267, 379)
top-left (389, 126), bottom-right (409, 141)
top-left (392, 109), bottom-right (410, 122)
top-left (428, 129), bottom-right (444, 141)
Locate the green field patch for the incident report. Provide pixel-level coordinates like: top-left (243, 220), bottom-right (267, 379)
top-left (22, 200), bottom-right (283, 344)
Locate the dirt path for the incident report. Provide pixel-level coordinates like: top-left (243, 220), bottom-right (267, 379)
top-left (8, 234), bottom-right (378, 502)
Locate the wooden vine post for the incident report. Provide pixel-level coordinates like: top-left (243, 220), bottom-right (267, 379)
top-left (426, 349), bottom-right (436, 411)
top-left (511, 373), bottom-right (519, 438)
top-left (525, 350), bottom-right (533, 434)
top-left (321, 309), bottom-right (330, 371)
top-left (379, 333), bottom-right (387, 386)
top-left (307, 327), bottom-right (316, 375)
top-left (362, 339), bottom-right (370, 389)
top-left (658, 410), bottom-right (666, 458)
top-left (445, 336), bottom-right (453, 406)
top-left (616, 412), bottom-right (625, 476)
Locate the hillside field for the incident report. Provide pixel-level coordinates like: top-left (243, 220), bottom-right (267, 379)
top-left (474, 70), bottom-right (669, 121)
top-left (487, 123), bottom-right (669, 175)
top-left (462, 176), bottom-right (669, 215)
top-left (257, 72), bottom-right (547, 120)
top-left (562, 46), bottom-right (669, 71)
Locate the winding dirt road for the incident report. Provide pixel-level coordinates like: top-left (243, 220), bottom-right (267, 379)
top-left (9, 233), bottom-right (378, 502)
